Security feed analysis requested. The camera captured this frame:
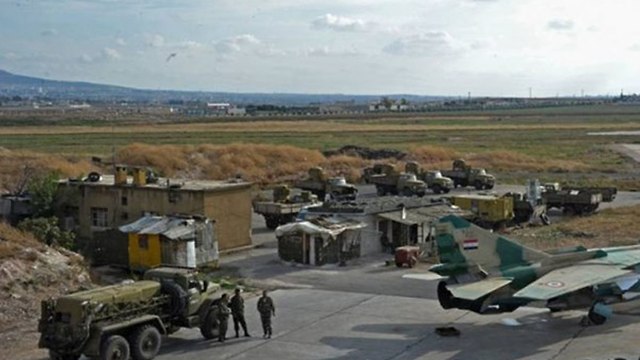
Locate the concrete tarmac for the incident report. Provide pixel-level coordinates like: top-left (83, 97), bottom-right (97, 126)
top-left (157, 289), bottom-right (640, 360)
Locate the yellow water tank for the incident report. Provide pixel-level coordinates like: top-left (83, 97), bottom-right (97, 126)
top-left (132, 167), bottom-right (147, 186)
top-left (115, 166), bottom-right (128, 185)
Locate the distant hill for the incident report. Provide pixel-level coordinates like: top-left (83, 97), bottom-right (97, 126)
top-left (0, 69), bottom-right (445, 105)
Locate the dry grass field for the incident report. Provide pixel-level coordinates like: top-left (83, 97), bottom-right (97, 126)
top-left (1, 104), bottom-right (640, 190)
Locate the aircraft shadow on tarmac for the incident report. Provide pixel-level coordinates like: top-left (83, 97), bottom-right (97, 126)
top-left (319, 312), bottom-right (636, 360)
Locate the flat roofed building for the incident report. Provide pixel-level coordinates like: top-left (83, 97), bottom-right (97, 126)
top-left (56, 169), bottom-right (252, 253)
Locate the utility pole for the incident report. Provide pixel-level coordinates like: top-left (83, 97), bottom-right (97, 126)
top-left (528, 87), bottom-right (532, 99)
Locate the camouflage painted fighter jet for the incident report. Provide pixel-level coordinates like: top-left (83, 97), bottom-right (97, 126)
top-left (430, 215), bottom-right (640, 325)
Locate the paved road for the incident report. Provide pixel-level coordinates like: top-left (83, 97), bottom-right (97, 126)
top-left (156, 289), bottom-right (640, 360)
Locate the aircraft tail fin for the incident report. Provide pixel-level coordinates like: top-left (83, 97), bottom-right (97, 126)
top-left (431, 215), bottom-right (549, 277)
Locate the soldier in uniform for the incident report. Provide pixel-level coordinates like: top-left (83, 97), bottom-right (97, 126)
top-left (230, 288), bottom-right (250, 338)
top-left (257, 290), bottom-right (275, 338)
top-left (217, 293), bottom-right (231, 342)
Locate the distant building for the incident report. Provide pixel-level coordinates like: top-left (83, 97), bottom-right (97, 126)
top-left (55, 166), bottom-right (252, 259)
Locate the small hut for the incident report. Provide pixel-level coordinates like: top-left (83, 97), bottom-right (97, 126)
top-left (119, 215), bottom-right (218, 271)
top-left (275, 217), bottom-right (366, 266)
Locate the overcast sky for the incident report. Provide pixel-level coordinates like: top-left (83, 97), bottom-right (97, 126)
top-left (1, 0), bottom-right (639, 96)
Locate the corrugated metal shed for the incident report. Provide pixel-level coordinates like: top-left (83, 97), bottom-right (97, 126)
top-left (119, 216), bottom-right (207, 240)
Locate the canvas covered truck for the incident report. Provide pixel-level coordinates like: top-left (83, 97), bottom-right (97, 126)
top-left (543, 183), bottom-right (617, 203)
top-left (39, 267), bottom-right (221, 360)
top-left (541, 187), bottom-right (602, 214)
top-left (295, 167), bottom-right (358, 200)
top-left (253, 185), bottom-right (319, 229)
top-left (369, 164), bottom-right (427, 196)
top-left (404, 161), bottom-right (454, 194)
top-left (441, 159), bottom-right (495, 190)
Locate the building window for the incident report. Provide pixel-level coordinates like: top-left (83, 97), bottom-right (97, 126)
top-left (91, 207), bottom-right (108, 227)
top-left (121, 212), bottom-right (129, 221)
top-left (139, 235), bottom-right (148, 249)
top-left (121, 196), bottom-right (128, 206)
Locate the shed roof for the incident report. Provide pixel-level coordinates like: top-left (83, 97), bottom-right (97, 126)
top-left (378, 204), bottom-right (473, 225)
top-left (275, 217), bottom-right (366, 239)
top-left (119, 215), bottom-right (210, 240)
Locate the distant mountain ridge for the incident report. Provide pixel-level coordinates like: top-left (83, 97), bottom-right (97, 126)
top-left (0, 69), bottom-right (445, 105)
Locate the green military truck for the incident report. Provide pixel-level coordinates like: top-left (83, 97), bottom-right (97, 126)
top-left (253, 185), bottom-right (320, 229)
top-left (404, 161), bottom-right (454, 194)
top-left (295, 167), bottom-right (358, 200)
top-left (39, 267), bottom-right (221, 360)
top-left (368, 164), bottom-right (427, 196)
top-left (541, 183), bottom-right (603, 214)
top-left (441, 159), bottom-right (495, 190)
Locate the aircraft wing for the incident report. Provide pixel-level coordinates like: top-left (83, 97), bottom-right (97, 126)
top-left (514, 264), bottom-right (631, 301)
top-left (449, 277), bottom-right (513, 301)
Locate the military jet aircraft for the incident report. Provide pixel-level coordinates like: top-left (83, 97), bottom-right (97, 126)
top-left (430, 215), bottom-right (640, 325)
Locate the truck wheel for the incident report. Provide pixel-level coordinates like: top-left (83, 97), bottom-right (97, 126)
top-left (200, 307), bottom-right (220, 340)
top-left (376, 187), bottom-right (386, 196)
top-left (474, 181), bottom-right (483, 190)
top-left (101, 335), bottom-right (130, 360)
top-left (403, 188), bottom-right (413, 196)
top-left (540, 213), bottom-right (551, 225)
top-left (265, 217), bottom-right (279, 230)
top-left (130, 325), bottom-right (161, 360)
top-left (161, 281), bottom-right (187, 317)
top-left (49, 350), bottom-right (79, 360)
top-left (432, 185), bottom-right (442, 194)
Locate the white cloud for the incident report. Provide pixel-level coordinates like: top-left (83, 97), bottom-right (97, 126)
top-left (41, 29), bottom-right (58, 37)
top-left (79, 54), bottom-right (94, 63)
top-left (214, 34), bottom-right (260, 54)
top-left (547, 19), bottom-right (574, 31)
top-left (115, 37), bottom-right (127, 46)
top-left (305, 46), bottom-right (360, 57)
top-left (383, 31), bottom-right (464, 56)
top-left (630, 44), bottom-right (640, 52)
top-left (311, 13), bottom-right (371, 32)
top-left (145, 34), bottom-right (165, 47)
top-left (2, 52), bottom-right (20, 60)
top-left (102, 47), bottom-right (121, 60)
top-left (177, 40), bottom-right (203, 49)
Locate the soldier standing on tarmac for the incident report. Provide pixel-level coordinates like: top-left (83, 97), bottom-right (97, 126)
top-left (217, 293), bottom-right (231, 342)
top-left (230, 288), bottom-right (250, 338)
top-left (257, 290), bottom-right (275, 338)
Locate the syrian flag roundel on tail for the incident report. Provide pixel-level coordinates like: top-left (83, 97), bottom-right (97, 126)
top-left (463, 239), bottom-right (479, 250)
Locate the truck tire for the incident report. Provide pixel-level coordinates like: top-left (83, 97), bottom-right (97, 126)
top-left (402, 188), bottom-right (413, 196)
top-left (265, 216), bottom-right (279, 230)
top-left (540, 213), bottom-right (551, 225)
top-left (376, 186), bottom-right (386, 196)
top-left (161, 281), bottom-right (187, 317)
top-left (130, 325), bottom-right (161, 360)
top-left (474, 181), bottom-right (483, 190)
top-left (101, 335), bottom-right (130, 360)
top-left (432, 185), bottom-right (442, 194)
top-left (200, 307), bottom-right (220, 340)
top-left (49, 350), bottom-right (79, 360)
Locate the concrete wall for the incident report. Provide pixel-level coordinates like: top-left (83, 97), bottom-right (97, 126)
top-left (203, 187), bottom-right (252, 251)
